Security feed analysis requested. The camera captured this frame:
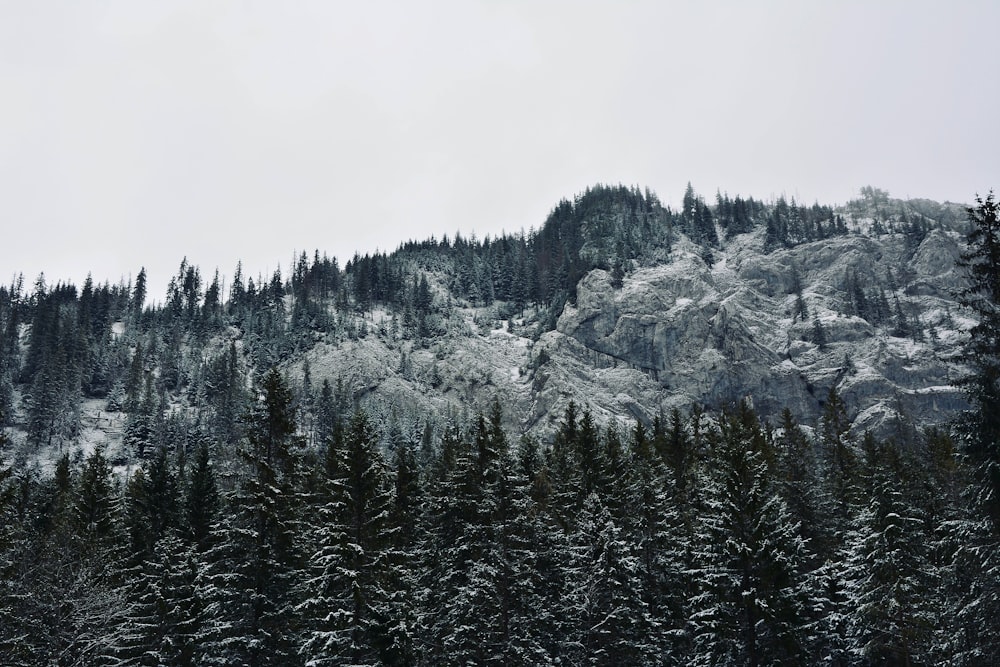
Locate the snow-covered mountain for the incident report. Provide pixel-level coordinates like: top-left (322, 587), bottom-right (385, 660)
top-left (0, 186), bottom-right (974, 469)
top-left (286, 221), bottom-right (968, 445)
top-left (3, 185), bottom-right (994, 666)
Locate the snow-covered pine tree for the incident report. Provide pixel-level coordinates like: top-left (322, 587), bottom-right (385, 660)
top-left (0, 426), bottom-right (28, 663)
top-left (949, 191), bottom-right (1000, 664)
top-left (564, 493), bottom-right (652, 666)
top-left (195, 368), bottom-right (305, 666)
top-left (957, 191), bottom-right (1000, 532)
top-left (689, 402), bottom-right (813, 667)
top-left (185, 440), bottom-right (218, 550)
top-left (300, 409), bottom-right (398, 666)
top-left (297, 424), bottom-right (353, 666)
top-left (423, 405), bottom-right (507, 664)
top-left (844, 436), bottom-right (934, 665)
top-left (623, 418), bottom-right (686, 661)
top-left (340, 410), bottom-right (400, 664)
top-left (113, 533), bottom-right (204, 667)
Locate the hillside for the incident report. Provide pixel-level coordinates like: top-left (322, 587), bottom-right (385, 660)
top-left (3, 185), bottom-right (1000, 665)
top-left (0, 185), bottom-right (973, 467)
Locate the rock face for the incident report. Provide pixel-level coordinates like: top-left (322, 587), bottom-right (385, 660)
top-left (277, 225), bottom-right (970, 444)
top-left (247, 222), bottom-right (970, 448)
top-left (1, 197), bottom-right (974, 476)
top-left (533, 228), bottom-right (968, 438)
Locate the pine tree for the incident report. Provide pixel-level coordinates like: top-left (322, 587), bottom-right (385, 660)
top-left (565, 493), bottom-right (653, 666)
top-left (114, 533), bottom-right (204, 667)
top-left (956, 191), bottom-right (1000, 532)
top-left (945, 191), bottom-right (1000, 663)
top-left (35, 447), bottom-right (134, 665)
top-left (689, 403), bottom-right (813, 666)
top-left (185, 441), bottom-right (218, 550)
top-left (339, 410), bottom-right (397, 664)
top-left (424, 409), bottom-right (502, 663)
top-left (546, 401), bottom-right (586, 527)
top-left (124, 446), bottom-right (179, 562)
top-left (300, 409), bottom-right (397, 666)
top-left (0, 421), bottom-right (27, 662)
top-left (812, 316), bottom-right (828, 350)
top-left (622, 419), bottom-right (684, 660)
top-left (820, 387), bottom-right (858, 535)
top-left (776, 409), bottom-right (822, 547)
top-left (196, 368), bottom-right (304, 666)
top-left (75, 446), bottom-right (118, 547)
top-left (297, 416), bottom-right (352, 666)
top-left (380, 437), bottom-right (422, 666)
top-left (132, 267), bottom-right (147, 319)
top-left (844, 437), bottom-right (934, 664)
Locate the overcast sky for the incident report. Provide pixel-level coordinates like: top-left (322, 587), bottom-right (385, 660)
top-left (2, 1), bottom-right (997, 299)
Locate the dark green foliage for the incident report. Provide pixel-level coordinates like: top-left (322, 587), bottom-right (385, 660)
top-left (124, 446), bottom-right (179, 561)
top-left (845, 437), bottom-right (934, 665)
top-left (811, 316), bottom-right (828, 349)
top-left (764, 196), bottom-right (839, 250)
top-left (185, 441), bottom-right (218, 549)
top-left (196, 368), bottom-right (305, 666)
top-left (690, 402), bottom-right (813, 666)
top-left (0, 393), bottom-right (994, 665)
top-left (820, 386), bottom-right (859, 529)
top-left (946, 191), bottom-right (1000, 664)
top-left (957, 192), bottom-right (1000, 531)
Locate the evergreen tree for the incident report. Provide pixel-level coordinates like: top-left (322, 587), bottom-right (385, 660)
top-left (75, 446), bottom-right (118, 547)
top-left (300, 409), bottom-right (397, 666)
top-left (820, 386), bottom-right (858, 534)
top-left (124, 445), bottom-right (179, 562)
top-left (690, 403), bottom-right (813, 666)
top-left (34, 447), bottom-right (133, 665)
top-left (197, 368), bottom-right (304, 666)
top-left (845, 437), bottom-right (934, 664)
top-left (956, 191), bottom-right (1000, 532)
top-left (950, 191), bottom-right (1000, 663)
top-left (185, 441), bottom-right (218, 550)
top-left (297, 432), bottom-right (353, 665)
top-left (0, 421), bottom-right (27, 662)
top-left (622, 419), bottom-right (685, 660)
top-left (339, 410), bottom-right (398, 664)
top-left (565, 493), bottom-right (653, 666)
top-left (812, 316), bottom-right (828, 350)
top-left (776, 409), bottom-right (822, 547)
top-left (132, 267), bottom-right (147, 319)
top-left (114, 533), bottom-right (204, 667)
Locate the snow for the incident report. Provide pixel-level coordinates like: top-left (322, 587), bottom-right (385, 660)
top-left (912, 385), bottom-right (958, 395)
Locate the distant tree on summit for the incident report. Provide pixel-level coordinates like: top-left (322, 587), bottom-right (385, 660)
top-left (132, 267), bottom-right (146, 317)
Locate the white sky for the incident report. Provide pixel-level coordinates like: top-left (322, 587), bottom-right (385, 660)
top-left (1, 1), bottom-right (997, 299)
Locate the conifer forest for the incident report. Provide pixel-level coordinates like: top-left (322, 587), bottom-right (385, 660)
top-left (1, 184), bottom-right (999, 665)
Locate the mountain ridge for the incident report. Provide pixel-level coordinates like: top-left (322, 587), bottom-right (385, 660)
top-left (0, 184), bottom-right (974, 470)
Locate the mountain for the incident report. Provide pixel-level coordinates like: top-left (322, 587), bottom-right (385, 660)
top-left (3, 184), bottom-right (998, 665)
top-left (0, 184), bottom-right (973, 467)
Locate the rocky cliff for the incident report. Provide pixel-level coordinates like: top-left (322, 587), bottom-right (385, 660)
top-left (288, 221), bottom-right (970, 443)
top-left (535, 227), bottom-right (967, 438)
top-left (1, 194), bottom-right (975, 469)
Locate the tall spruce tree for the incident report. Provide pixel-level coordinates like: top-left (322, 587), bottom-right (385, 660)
top-left (951, 191), bottom-right (1000, 663)
top-left (197, 368), bottom-right (304, 666)
top-left (300, 409), bottom-right (398, 666)
top-left (690, 402), bottom-right (813, 666)
top-left (0, 420), bottom-right (25, 662)
top-left (844, 436), bottom-right (934, 665)
top-left (957, 191), bottom-right (1000, 531)
top-left (297, 418), bottom-right (352, 666)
